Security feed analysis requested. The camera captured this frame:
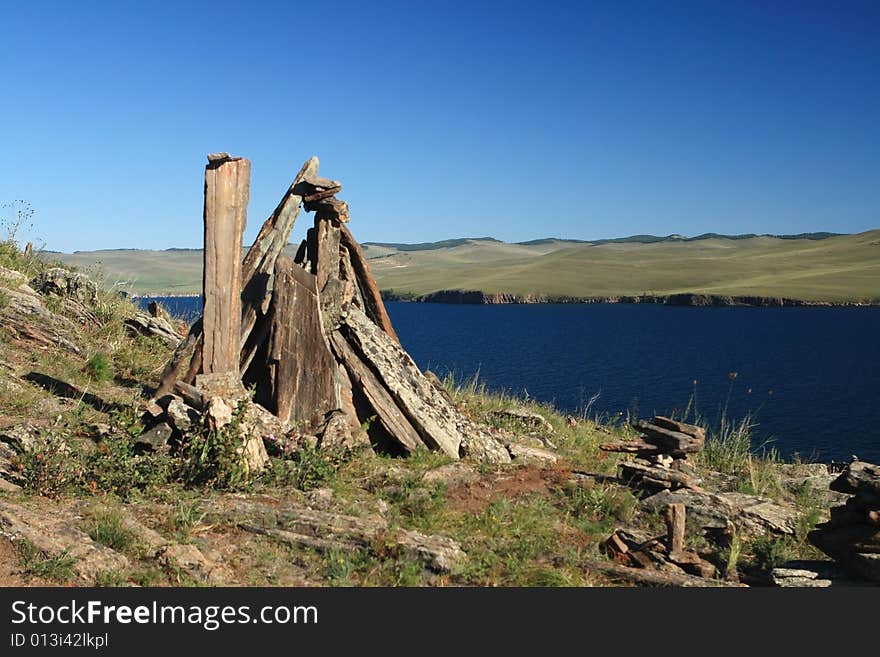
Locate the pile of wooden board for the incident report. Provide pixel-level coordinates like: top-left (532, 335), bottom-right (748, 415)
top-left (601, 416), bottom-right (706, 493)
top-left (603, 502), bottom-right (716, 579)
top-left (149, 153), bottom-right (510, 467)
top-left (809, 460), bottom-right (880, 582)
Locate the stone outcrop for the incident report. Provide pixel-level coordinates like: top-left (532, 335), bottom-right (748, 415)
top-left (809, 461), bottom-right (880, 583)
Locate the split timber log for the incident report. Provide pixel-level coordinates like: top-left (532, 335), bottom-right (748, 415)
top-left (314, 216), bottom-right (344, 333)
top-left (306, 196), bottom-right (349, 222)
top-left (341, 307), bottom-right (462, 459)
top-left (632, 420), bottom-right (705, 455)
top-left (619, 461), bottom-right (703, 491)
top-left (665, 503), bottom-right (687, 555)
top-left (239, 156), bottom-right (320, 371)
top-left (330, 331), bottom-right (423, 455)
top-left (339, 224), bottom-right (399, 344)
top-left (600, 440), bottom-right (662, 456)
top-left (156, 157), bottom-right (319, 394)
top-left (339, 246), bottom-right (365, 311)
top-left (173, 381), bottom-right (206, 412)
top-left (155, 319), bottom-right (203, 398)
top-left (651, 416), bottom-right (706, 441)
top-left (265, 256), bottom-right (338, 432)
top-left (202, 153), bottom-right (250, 375)
top-left (582, 559), bottom-right (744, 587)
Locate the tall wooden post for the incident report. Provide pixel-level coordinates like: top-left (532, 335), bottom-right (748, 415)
top-left (202, 152), bottom-right (250, 375)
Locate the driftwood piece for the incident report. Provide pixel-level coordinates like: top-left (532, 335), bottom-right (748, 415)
top-left (330, 332), bottom-right (423, 454)
top-left (342, 307), bottom-right (461, 458)
top-left (665, 503), bottom-right (686, 554)
top-left (340, 224), bottom-right (399, 343)
top-left (239, 157), bottom-right (320, 371)
top-left (265, 256), bottom-right (337, 432)
top-left (202, 154), bottom-right (250, 375)
top-left (582, 559), bottom-right (744, 587)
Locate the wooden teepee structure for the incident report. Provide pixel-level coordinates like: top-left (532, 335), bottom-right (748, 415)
top-left (154, 154), bottom-right (509, 463)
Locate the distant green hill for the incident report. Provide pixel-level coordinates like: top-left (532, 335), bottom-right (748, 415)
top-left (363, 237), bottom-right (502, 251)
top-left (50, 230), bottom-right (880, 303)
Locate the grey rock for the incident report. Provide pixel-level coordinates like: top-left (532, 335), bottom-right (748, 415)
top-left (507, 443), bottom-right (559, 466)
top-left (0, 478), bottom-right (21, 492)
top-left (30, 267), bottom-right (98, 305)
top-left (124, 312), bottom-right (182, 348)
top-left (489, 408), bottom-right (554, 434)
top-left (0, 265), bottom-right (27, 287)
top-left (422, 462), bottom-right (480, 487)
top-left (0, 424), bottom-right (40, 453)
top-left (0, 500), bottom-right (129, 585)
top-left (641, 488), bottom-right (798, 536)
top-left (166, 398), bottom-right (199, 433)
top-left (156, 543), bottom-right (231, 586)
top-left (134, 423), bottom-right (173, 452)
top-left (831, 461), bottom-right (880, 499)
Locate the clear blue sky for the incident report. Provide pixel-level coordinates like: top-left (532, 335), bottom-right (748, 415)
top-left (1, 0), bottom-right (878, 252)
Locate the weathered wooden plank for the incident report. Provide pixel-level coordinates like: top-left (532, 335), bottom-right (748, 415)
top-left (266, 256), bottom-right (337, 432)
top-left (619, 461), bottom-right (703, 491)
top-left (665, 503), bottom-right (686, 555)
top-left (330, 331), bottom-right (423, 455)
top-left (652, 416), bottom-right (706, 441)
top-left (633, 420), bottom-right (705, 454)
top-left (582, 559), bottom-right (745, 587)
top-left (342, 307), bottom-right (461, 458)
top-left (239, 157), bottom-right (319, 371)
top-left (202, 154), bottom-right (249, 375)
top-left (339, 224), bottom-right (399, 343)
top-left (155, 318), bottom-right (203, 397)
top-left (338, 246), bottom-right (363, 310)
top-left (315, 216), bottom-right (344, 333)
top-left (173, 381), bottom-right (206, 411)
top-left (305, 196), bottom-right (349, 222)
top-left (600, 440), bottom-right (662, 455)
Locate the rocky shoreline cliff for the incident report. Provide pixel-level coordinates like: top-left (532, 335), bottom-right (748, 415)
top-left (382, 289), bottom-right (879, 308)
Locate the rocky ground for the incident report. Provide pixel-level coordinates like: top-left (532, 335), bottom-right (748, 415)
top-left (0, 244), bottom-right (875, 587)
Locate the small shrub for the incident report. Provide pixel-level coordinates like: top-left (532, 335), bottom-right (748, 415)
top-left (18, 434), bottom-right (85, 498)
top-left (263, 447), bottom-right (336, 492)
top-left (173, 497), bottom-right (207, 542)
top-left (14, 539), bottom-right (76, 582)
top-left (177, 401), bottom-right (250, 490)
top-left (84, 509), bottom-right (138, 554)
top-left (749, 535), bottom-right (794, 571)
top-left (84, 435), bottom-right (171, 500)
top-left (84, 352), bottom-right (113, 382)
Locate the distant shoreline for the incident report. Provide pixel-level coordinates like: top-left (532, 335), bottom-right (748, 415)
top-left (380, 290), bottom-right (880, 308)
top-left (131, 290), bottom-right (880, 308)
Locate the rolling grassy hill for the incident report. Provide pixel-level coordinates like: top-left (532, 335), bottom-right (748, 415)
top-left (50, 230), bottom-right (880, 303)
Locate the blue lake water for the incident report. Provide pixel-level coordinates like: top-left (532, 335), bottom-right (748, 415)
top-left (140, 297), bottom-right (880, 463)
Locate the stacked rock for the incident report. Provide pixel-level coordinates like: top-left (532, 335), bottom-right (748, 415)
top-left (601, 416), bottom-right (706, 493)
top-left (809, 461), bottom-right (880, 583)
